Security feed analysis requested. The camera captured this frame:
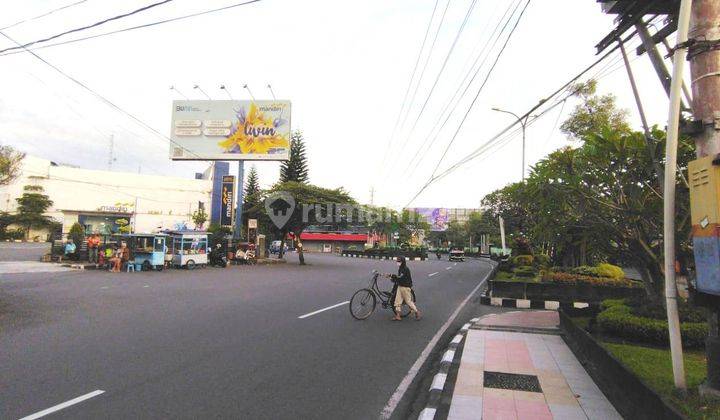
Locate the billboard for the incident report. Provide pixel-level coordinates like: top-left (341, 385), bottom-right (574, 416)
top-left (170, 100), bottom-right (291, 161)
top-left (220, 175), bottom-right (235, 226)
top-left (411, 208), bottom-right (449, 232)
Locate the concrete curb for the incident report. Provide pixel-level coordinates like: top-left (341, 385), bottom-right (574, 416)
top-left (478, 295), bottom-right (589, 310)
top-left (414, 316), bottom-right (482, 420)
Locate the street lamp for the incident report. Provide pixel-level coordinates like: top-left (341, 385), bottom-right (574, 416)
top-left (193, 84), bottom-right (211, 100)
top-left (492, 107), bottom-right (529, 181)
top-left (219, 85), bottom-right (233, 100)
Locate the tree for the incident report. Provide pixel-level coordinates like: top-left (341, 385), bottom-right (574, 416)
top-left (466, 211), bottom-right (499, 246)
top-left (115, 218), bottom-right (131, 234)
top-left (254, 181), bottom-right (354, 264)
top-left (445, 221), bottom-right (469, 248)
top-left (14, 185), bottom-right (54, 239)
top-left (191, 208), bottom-right (208, 229)
top-left (68, 222), bottom-right (85, 247)
top-left (280, 131), bottom-right (309, 183)
top-left (243, 165), bottom-right (262, 229)
top-left (0, 144), bottom-right (24, 186)
top-left (560, 80), bottom-right (630, 140)
top-left (396, 209), bottom-right (430, 245)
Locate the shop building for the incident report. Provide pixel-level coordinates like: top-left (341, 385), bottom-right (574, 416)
top-left (0, 155), bottom-right (215, 240)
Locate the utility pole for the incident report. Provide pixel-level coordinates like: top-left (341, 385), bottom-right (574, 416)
top-left (499, 216), bottom-right (506, 253)
top-left (688, 0), bottom-right (720, 397)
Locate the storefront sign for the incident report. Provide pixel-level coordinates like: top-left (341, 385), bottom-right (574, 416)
top-left (221, 175), bottom-right (235, 226)
top-left (98, 205), bottom-right (129, 213)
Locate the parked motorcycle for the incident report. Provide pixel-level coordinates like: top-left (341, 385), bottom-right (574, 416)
top-left (209, 244), bottom-right (228, 268)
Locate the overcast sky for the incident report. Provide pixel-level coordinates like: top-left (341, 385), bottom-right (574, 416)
top-left (0, 0), bottom-right (680, 209)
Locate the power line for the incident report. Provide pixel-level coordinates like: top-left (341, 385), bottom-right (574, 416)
top-left (403, 32), bottom-right (631, 207)
top-left (0, 0), bottom-right (263, 57)
top-left (378, 0), bottom-right (441, 173)
top-left (402, 0), bottom-right (523, 179)
top-left (0, 30), bottom-right (201, 159)
top-left (429, 0), bottom-right (531, 179)
top-left (0, 0), bottom-right (90, 31)
top-left (395, 0), bottom-right (480, 157)
top-left (395, 0), bottom-right (452, 140)
top-left (0, 0), bottom-right (175, 55)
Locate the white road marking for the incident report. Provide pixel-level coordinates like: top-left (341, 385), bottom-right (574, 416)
top-left (143, 285), bottom-right (150, 288)
top-left (298, 301), bottom-right (350, 319)
top-left (19, 390), bottom-right (105, 420)
top-left (461, 323), bottom-right (471, 331)
top-left (441, 349), bottom-right (455, 363)
top-left (451, 334), bottom-right (463, 345)
top-left (418, 407), bottom-right (437, 420)
top-left (430, 373), bottom-right (448, 390)
top-left (454, 263), bottom-right (457, 266)
top-left (380, 261), bottom-right (495, 419)
top-left (428, 272), bottom-right (439, 277)
top-left (100, 286), bottom-right (108, 290)
top-left (445, 267), bottom-right (452, 270)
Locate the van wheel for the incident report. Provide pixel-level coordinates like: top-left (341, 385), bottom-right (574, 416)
top-left (142, 261), bottom-right (152, 272)
top-left (187, 260), bottom-right (196, 270)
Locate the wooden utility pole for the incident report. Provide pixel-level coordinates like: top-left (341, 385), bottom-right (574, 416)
top-left (689, 0), bottom-right (720, 396)
top-left (690, 0), bottom-right (720, 158)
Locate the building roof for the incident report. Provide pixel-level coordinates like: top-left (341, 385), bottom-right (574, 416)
top-left (300, 232), bottom-right (367, 242)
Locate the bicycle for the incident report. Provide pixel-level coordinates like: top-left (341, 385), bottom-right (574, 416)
top-left (349, 270), bottom-right (415, 320)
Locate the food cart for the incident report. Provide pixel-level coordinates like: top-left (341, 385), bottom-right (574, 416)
top-left (167, 230), bottom-right (208, 269)
top-left (121, 233), bottom-right (168, 271)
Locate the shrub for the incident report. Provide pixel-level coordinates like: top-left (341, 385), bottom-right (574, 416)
top-left (534, 254), bottom-right (551, 268)
top-left (497, 260), bottom-right (513, 273)
top-left (1, 228), bottom-right (25, 240)
top-left (511, 236), bottom-right (533, 255)
top-left (512, 255), bottom-right (534, 267)
top-left (595, 263), bottom-right (624, 280)
top-left (68, 222), bottom-right (85, 246)
top-left (513, 265), bottom-right (536, 278)
top-left (541, 271), bottom-right (642, 288)
top-left (597, 300), bottom-right (707, 348)
top-left (570, 265), bottom-right (599, 277)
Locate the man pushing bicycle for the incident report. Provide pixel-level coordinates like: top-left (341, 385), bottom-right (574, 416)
top-left (389, 256), bottom-right (421, 321)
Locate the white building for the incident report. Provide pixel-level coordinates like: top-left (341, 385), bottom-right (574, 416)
top-left (0, 156), bottom-right (213, 239)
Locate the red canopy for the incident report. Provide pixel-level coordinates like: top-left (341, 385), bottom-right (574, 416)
top-left (300, 233), bottom-right (368, 242)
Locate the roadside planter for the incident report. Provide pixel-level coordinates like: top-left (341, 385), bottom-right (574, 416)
top-left (489, 279), bottom-right (645, 303)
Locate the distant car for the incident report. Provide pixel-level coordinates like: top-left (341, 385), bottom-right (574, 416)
top-left (449, 249), bottom-right (465, 262)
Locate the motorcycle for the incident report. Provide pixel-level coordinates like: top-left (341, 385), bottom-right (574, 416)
top-left (209, 244), bottom-right (228, 268)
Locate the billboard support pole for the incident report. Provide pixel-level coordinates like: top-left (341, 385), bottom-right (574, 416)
top-left (234, 161), bottom-right (245, 240)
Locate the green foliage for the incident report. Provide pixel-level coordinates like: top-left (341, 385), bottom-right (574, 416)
top-left (570, 265), bottom-right (599, 277)
top-left (512, 255), bottom-right (534, 266)
top-left (542, 271), bottom-right (641, 288)
top-left (560, 80), bottom-right (630, 140)
top-left (0, 144), bottom-right (24, 186)
top-left (513, 265), bottom-right (536, 278)
top-left (14, 185), bottom-right (54, 238)
top-left (597, 300), bottom-right (707, 348)
top-left (280, 130), bottom-right (309, 183)
top-left (243, 165), bottom-right (262, 228)
top-left (594, 263), bottom-right (624, 280)
top-left (602, 342), bottom-right (720, 420)
top-left (534, 254), bottom-right (551, 268)
top-left (68, 222), bottom-right (85, 245)
top-left (191, 208), bottom-right (208, 229)
top-left (511, 236), bottom-right (532, 256)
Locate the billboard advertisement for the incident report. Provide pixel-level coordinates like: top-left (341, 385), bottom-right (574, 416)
top-left (170, 100), bottom-right (291, 161)
top-left (410, 208), bottom-right (449, 232)
top-left (220, 175), bottom-right (235, 226)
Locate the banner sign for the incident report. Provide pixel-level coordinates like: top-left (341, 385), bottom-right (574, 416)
top-left (221, 175), bottom-right (235, 226)
top-left (410, 208), bottom-right (450, 232)
top-left (170, 100), bottom-right (291, 161)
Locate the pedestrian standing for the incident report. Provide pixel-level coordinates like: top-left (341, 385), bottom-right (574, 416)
top-left (87, 233), bottom-right (100, 264)
top-left (390, 256), bottom-right (421, 321)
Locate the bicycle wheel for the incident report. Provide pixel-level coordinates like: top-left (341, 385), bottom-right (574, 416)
top-left (350, 289), bottom-right (376, 320)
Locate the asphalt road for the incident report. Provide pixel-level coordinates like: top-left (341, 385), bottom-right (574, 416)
top-left (1, 253), bottom-right (497, 419)
top-left (0, 242), bottom-right (50, 262)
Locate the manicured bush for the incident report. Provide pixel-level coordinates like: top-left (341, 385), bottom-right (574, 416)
top-left (542, 271), bottom-right (642, 288)
top-left (595, 263), bottom-right (624, 280)
top-left (534, 254), bottom-right (551, 268)
top-left (497, 260), bottom-right (513, 273)
top-left (513, 265), bottom-right (536, 278)
top-left (570, 265), bottom-right (599, 277)
top-left (597, 300), bottom-right (708, 348)
top-left (512, 255), bottom-right (534, 267)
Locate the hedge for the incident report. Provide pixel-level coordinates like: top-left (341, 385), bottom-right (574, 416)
top-left (513, 265), bottom-right (536, 278)
top-left (597, 300), bottom-right (708, 348)
top-left (512, 255), bottom-right (534, 266)
top-left (542, 271), bottom-right (642, 288)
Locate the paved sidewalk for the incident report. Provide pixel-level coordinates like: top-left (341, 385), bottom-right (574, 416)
top-left (448, 311), bottom-right (621, 420)
top-left (0, 261), bottom-right (75, 274)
